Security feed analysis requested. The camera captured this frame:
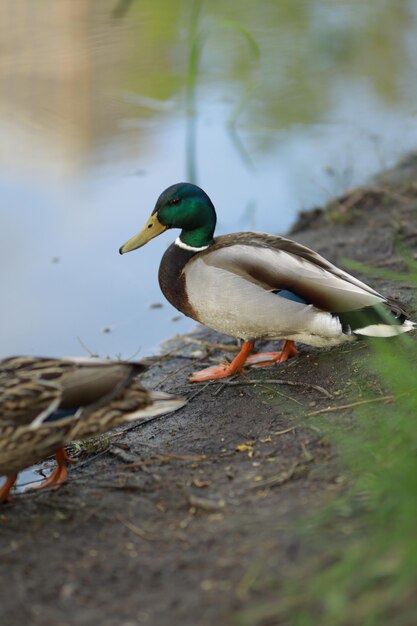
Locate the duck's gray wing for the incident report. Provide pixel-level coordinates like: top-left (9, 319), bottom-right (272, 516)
top-left (200, 233), bottom-right (384, 312)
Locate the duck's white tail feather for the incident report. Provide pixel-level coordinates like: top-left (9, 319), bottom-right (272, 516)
top-left (354, 319), bottom-right (416, 338)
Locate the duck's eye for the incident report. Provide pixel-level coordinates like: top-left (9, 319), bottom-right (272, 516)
top-left (170, 198), bottom-right (180, 206)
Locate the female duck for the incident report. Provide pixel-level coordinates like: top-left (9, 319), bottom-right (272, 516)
top-left (0, 356), bottom-right (185, 503)
top-left (120, 183), bottom-right (414, 382)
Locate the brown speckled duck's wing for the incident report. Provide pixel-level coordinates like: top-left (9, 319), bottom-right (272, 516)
top-left (70, 383), bottom-right (186, 440)
top-left (0, 357), bottom-right (186, 500)
top-left (0, 358), bottom-right (147, 475)
top-left (51, 360), bottom-right (147, 409)
top-left (0, 358), bottom-right (148, 426)
top-left (0, 377), bottom-right (62, 428)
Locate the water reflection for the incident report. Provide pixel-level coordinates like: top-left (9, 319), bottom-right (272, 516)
top-left (1, 0), bottom-right (417, 359)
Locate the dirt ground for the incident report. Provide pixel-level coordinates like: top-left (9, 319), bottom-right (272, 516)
top-left (1, 156), bottom-right (416, 626)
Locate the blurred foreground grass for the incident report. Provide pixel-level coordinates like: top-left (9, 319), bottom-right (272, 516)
top-left (240, 265), bottom-right (417, 626)
top-left (295, 336), bottom-right (417, 626)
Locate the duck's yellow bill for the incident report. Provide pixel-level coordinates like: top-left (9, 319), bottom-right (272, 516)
top-left (119, 214), bottom-right (167, 254)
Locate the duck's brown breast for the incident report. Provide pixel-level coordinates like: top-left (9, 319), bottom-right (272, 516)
top-left (158, 243), bottom-right (200, 320)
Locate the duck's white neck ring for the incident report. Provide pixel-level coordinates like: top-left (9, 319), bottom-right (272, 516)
top-left (175, 237), bottom-right (209, 252)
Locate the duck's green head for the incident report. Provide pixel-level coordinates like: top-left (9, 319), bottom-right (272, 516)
top-left (119, 183), bottom-right (217, 254)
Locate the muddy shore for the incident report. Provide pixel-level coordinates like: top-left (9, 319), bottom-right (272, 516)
top-left (1, 155), bottom-right (416, 626)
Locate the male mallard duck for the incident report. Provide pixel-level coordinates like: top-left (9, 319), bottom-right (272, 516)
top-left (119, 183), bottom-right (415, 382)
top-left (0, 356), bottom-right (185, 503)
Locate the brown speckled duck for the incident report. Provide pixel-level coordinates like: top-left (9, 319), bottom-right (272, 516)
top-left (119, 183), bottom-right (415, 382)
top-left (0, 356), bottom-right (185, 503)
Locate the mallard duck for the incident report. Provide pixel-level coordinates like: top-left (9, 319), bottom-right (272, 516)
top-left (0, 356), bottom-right (185, 503)
top-left (119, 182), bottom-right (415, 382)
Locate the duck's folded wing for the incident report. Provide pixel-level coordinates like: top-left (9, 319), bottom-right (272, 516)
top-left (201, 236), bottom-right (384, 312)
top-left (0, 358), bottom-right (148, 429)
top-left (56, 361), bottom-right (146, 409)
top-left (0, 379), bottom-right (62, 427)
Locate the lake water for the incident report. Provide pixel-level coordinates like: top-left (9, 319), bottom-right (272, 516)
top-left (2, 0), bottom-right (417, 360)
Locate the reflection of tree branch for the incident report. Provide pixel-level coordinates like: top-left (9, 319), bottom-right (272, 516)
top-left (227, 123), bottom-right (256, 172)
top-left (184, 5), bottom-right (261, 182)
top-left (225, 40), bottom-right (257, 171)
top-left (112, 0), bottom-right (135, 19)
top-left (185, 0), bottom-right (204, 184)
top-left (186, 114), bottom-right (198, 184)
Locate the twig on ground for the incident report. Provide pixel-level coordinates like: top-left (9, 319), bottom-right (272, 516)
top-left (272, 427), bottom-right (296, 436)
top-left (254, 383), bottom-right (305, 406)
top-left (123, 453), bottom-right (208, 469)
top-left (106, 410), bottom-right (182, 440)
top-left (186, 381), bottom-right (213, 402)
top-left (116, 514), bottom-right (158, 541)
top-left (258, 379), bottom-right (333, 399)
top-left (108, 445), bottom-right (139, 464)
top-left (154, 353), bottom-right (211, 388)
top-left (307, 394), bottom-right (396, 416)
top-left (252, 462), bottom-right (303, 489)
top-left (181, 337), bottom-right (241, 352)
top-left (192, 378), bottom-right (333, 399)
top-left (213, 375), bottom-right (240, 396)
top-left (188, 494), bottom-right (226, 512)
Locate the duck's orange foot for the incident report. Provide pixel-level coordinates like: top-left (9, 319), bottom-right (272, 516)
top-left (0, 475), bottom-right (17, 504)
top-left (189, 341), bottom-right (254, 382)
top-left (189, 363), bottom-right (245, 382)
top-left (245, 340), bottom-right (299, 367)
top-left (29, 448), bottom-right (74, 493)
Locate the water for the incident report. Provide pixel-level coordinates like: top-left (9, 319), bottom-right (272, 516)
top-left (1, 0), bottom-right (417, 360)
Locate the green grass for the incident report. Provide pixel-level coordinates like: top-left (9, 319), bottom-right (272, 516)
top-left (238, 262), bottom-right (417, 626)
top-left (297, 336), bottom-right (417, 626)
top-left (293, 257), bottom-right (417, 625)
top-left (238, 337), bottom-right (417, 626)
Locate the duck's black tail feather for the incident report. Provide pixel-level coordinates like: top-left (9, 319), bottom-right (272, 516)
top-left (337, 300), bottom-right (415, 337)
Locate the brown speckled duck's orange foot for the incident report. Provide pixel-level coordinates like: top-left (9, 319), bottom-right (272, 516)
top-left (0, 475), bottom-right (17, 504)
top-left (245, 340), bottom-right (299, 367)
top-left (29, 448), bottom-right (74, 492)
top-left (189, 341), bottom-right (254, 382)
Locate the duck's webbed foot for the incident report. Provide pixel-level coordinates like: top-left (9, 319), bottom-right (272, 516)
top-left (189, 341), bottom-right (254, 382)
top-left (0, 475), bottom-right (17, 504)
top-left (244, 340), bottom-right (299, 367)
top-left (29, 448), bottom-right (75, 492)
